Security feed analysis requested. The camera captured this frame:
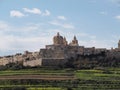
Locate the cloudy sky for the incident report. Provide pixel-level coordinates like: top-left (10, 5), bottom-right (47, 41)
top-left (0, 0), bottom-right (120, 56)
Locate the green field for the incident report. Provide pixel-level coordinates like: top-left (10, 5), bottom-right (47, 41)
top-left (0, 67), bottom-right (119, 90)
top-left (0, 69), bottom-right (69, 76)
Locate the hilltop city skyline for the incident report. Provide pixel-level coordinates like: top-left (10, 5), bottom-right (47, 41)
top-left (1, 0), bottom-right (120, 56)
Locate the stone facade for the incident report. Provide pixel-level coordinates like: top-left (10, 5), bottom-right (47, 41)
top-left (0, 32), bottom-right (120, 67)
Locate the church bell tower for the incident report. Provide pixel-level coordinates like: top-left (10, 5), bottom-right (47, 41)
top-left (118, 40), bottom-right (120, 48)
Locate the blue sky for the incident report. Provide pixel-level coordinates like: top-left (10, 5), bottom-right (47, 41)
top-left (1, 0), bottom-right (120, 56)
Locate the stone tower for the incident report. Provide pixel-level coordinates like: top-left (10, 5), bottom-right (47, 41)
top-left (53, 32), bottom-right (64, 45)
top-left (69, 36), bottom-right (79, 46)
top-left (63, 37), bottom-right (68, 45)
top-left (118, 40), bottom-right (120, 48)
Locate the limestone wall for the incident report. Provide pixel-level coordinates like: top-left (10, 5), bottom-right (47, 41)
top-left (0, 56), bottom-right (13, 66)
top-left (23, 59), bottom-right (42, 67)
top-left (42, 58), bottom-right (67, 66)
top-left (40, 48), bottom-right (65, 59)
top-left (0, 51), bottom-right (40, 67)
top-left (0, 42), bottom-right (119, 68)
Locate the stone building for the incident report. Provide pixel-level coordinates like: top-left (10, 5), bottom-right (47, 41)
top-left (0, 32), bottom-right (118, 67)
top-left (39, 33), bottom-right (106, 66)
top-left (40, 33), bottom-right (80, 66)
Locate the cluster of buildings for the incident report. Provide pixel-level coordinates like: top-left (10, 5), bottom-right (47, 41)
top-left (0, 33), bottom-right (120, 67)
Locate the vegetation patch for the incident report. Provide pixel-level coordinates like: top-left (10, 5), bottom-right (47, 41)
top-left (0, 67), bottom-right (119, 90)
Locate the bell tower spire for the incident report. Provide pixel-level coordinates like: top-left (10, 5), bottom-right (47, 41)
top-left (69, 36), bottom-right (79, 46)
top-left (118, 40), bottom-right (120, 48)
top-left (57, 32), bottom-right (60, 36)
top-left (63, 36), bottom-right (68, 45)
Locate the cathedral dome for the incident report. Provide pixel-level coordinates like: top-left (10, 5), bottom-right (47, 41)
top-left (53, 32), bottom-right (64, 45)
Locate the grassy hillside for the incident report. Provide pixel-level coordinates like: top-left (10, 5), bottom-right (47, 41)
top-left (0, 67), bottom-right (119, 90)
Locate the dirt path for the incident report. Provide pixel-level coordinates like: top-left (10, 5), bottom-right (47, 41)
top-left (0, 75), bottom-right (76, 80)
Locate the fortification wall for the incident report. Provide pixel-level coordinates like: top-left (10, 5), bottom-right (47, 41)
top-left (0, 56), bottom-right (13, 66)
top-left (40, 48), bottom-right (65, 59)
top-left (0, 43), bottom-right (119, 67)
top-left (106, 50), bottom-right (120, 59)
top-left (42, 58), bottom-right (67, 66)
top-left (0, 51), bottom-right (41, 67)
top-left (23, 59), bottom-right (42, 67)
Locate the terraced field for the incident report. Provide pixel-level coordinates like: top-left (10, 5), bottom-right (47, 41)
top-left (0, 68), bottom-right (119, 90)
top-left (74, 68), bottom-right (120, 90)
top-left (0, 75), bottom-right (75, 80)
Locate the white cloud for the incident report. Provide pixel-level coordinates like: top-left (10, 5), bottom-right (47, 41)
top-left (77, 33), bottom-right (88, 37)
top-left (0, 22), bottom-right (52, 56)
top-left (76, 33), bottom-right (96, 40)
top-left (79, 40), bottom-right (112, 49)
top-left (10, 10), bottom-right (25, 18)
top-left (62, 23), bottom-right (74, 29)
top-left (42, 10), bottom-right (50, 16)
top-left (23, 8), bottom-right (41, 15)
top-left (0, 21), bottom-right (73, 55)
top-left (90, 35), bottom-right (96, 39)
top-left (99, 11), bottom-right (107, 15)
top-left (10, 8), bottom-right (51, 18)
top-left (0, 19), bottom-right (116, 56)
top-left (0, 34), bottom-right (52, 55)
top-left (0, 21), bottom-right (9, 30)
top-left (49, 20), bottom-right (60, 26)
top-left (115, 15), bottom-right (120, 20)
top-left (57, 16), bottom-right (66, 20)
top-left (49, 20), bottom-right (74, 29)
